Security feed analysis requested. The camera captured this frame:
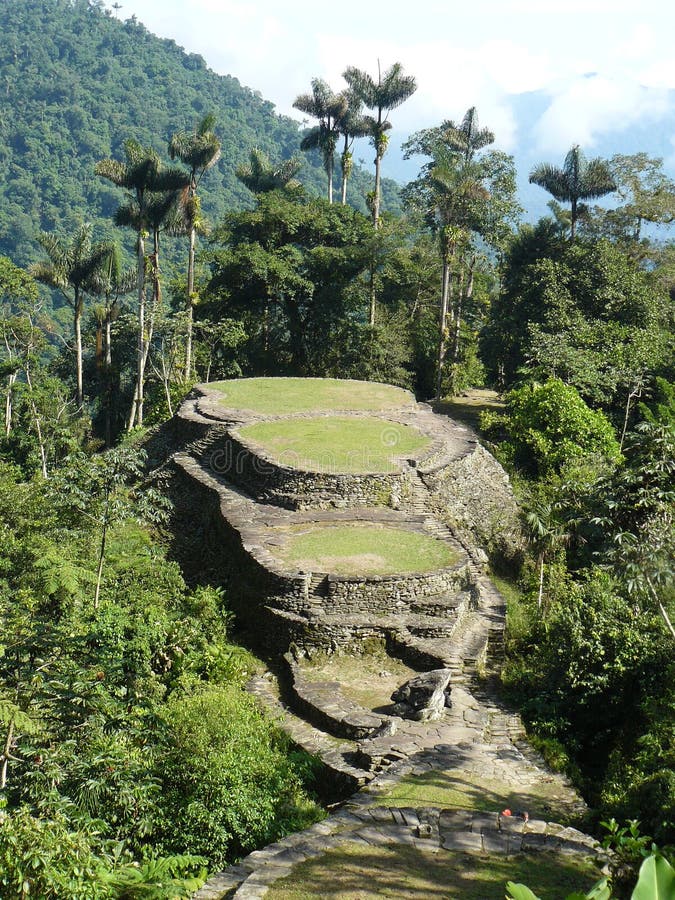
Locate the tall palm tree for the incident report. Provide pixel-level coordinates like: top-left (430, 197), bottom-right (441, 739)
top-left (334, 91), bottom-right (370, 205)
top-left (90, 243), bottom-right (135, 447)
top-left (293, 79), bottom-right (346, 204)
top-left (31, 223), bottom-right (110, 410)
top-left (168, 115), bottom-right (221, 382)
top-left (441, 106), bottom-right (495, 163)
top-left (235, 148), bottom-right (303, 195)
top-left (529, 145), bottom-right (616, 239)
top-left (96, 140), bottom-right (187, 428)
top-left (428, 155), bottom-right (489, 399)
top-left (343, 61), bottom-right (417, 227)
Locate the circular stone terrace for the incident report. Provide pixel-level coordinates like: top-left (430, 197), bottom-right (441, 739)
top-left (262, 522), bottom-right (460, 576)
top-left (208, 376), bottom-right (416, 418)
top-left (236, 416), bottom-right (431, 474)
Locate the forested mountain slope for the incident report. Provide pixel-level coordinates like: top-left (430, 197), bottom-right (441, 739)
top-left (0, 0), bottom-right (401, 265)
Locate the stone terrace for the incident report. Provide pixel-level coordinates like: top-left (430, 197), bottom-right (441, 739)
top-left (147, 379), bottom-right (598, 899)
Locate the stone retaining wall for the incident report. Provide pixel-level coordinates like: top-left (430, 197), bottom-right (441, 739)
top-left (324, 565), bottom-right (471, 614)
top-left (423, 443), bottom-right (522, 562)
top-left (200, 430), bottom-right (409, 510)
top-left (284, 654), bottom-right (387, 741)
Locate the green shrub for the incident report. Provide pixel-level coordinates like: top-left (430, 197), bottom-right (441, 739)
top-left (498, 378), bottom-right (621, 475)
top-left (156, 684), bottom-right (324, 868)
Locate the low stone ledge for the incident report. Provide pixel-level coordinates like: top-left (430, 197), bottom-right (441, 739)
top-left (284, 653), bottom-right (389, 741)
top-left (195, 804), bottom-right (605, 899)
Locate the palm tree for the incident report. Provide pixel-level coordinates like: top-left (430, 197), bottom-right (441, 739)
top-left (334, 91), bottom-right (370, 205)
top-left (293, 79), bottom-right (346, 204)
top-left (343, 61), bottom-right (417, 227)
top-left (529, 145), bottom-right (616, 239)
top-left (31, 223), bottom-right (110, 410)
top-left (523, 499), bottom-right (571, 610)
top-left (235, 148), bottom-right (303, 196)
top-left (441, 106), bottom-right (495, 163)
top-left (96, 140), bottom-right (188, 429)
top-left (90, 243), bottom-right (135, 447)
top-left (427, 154), bottom-right (488, 399)
top-left (168, 115), bottom-right (221, 382)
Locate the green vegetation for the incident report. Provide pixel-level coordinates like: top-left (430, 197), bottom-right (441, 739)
top-left (212, 377), bottom-right (413, 414)
top-left (266, 843), bottom-right (600, 899)
top-left (273, 524), bottom-right (458, 575)
top-left (239, 416), bottom-right (429, 473)
top-left (0, 458), bottom-right (323, 897)
top-left (0, 0), bottom-right (403, 269)
top-left (0, 2), bottom-right (674, 893)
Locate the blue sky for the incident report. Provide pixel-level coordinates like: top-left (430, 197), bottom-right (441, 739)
top-left (107, 0), bottom-right (675, 189)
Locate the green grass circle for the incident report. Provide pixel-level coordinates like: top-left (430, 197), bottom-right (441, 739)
top-left (238, 416), bottom-right (430, 473)
top-left (210, 377), bottom-right (414, 415)
top-left (274, 525), bottom-right (459, 575)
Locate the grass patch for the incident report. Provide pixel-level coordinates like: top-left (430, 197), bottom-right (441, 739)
top-left (210, 377), bottom-right (414, 415)
top-left (374, 771), bottom-right (580, 825)
top-left (434, 388), bottom-right (503, 433)
top-left (299, 652), bottom-right (418, 711)
top-left (238, 416), bottom-right (430, 473)
top-left (265, 842), bottom-right (600, 899)
top-left (273, 524), bottom-right (459, 575)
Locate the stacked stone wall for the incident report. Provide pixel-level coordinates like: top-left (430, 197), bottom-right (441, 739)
top-left (423, 444), bottom-right (522, 561)
top-left (200, 431), bottom-right (408, 510)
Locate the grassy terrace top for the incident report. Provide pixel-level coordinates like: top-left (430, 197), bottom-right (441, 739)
top-left (271, 524), bottom-right (459, 575)
top-left (209, 377), bottom-right (415, 415)
top-left (238, 417), bottom-right (430, 473)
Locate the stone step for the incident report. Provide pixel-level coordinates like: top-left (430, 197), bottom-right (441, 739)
top-left (246, 674), bottom-right (371, 789)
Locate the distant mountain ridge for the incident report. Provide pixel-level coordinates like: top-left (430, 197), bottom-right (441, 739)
top-left (0, 0), bottom-right (401, 266)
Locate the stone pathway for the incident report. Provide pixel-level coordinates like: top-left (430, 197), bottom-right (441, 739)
top-left (194, 673), bottom-right (593, 898)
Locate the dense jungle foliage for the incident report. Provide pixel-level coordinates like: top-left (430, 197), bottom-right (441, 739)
top-left (0, 0), bottom-right (402, 268)
top-left (0, 0), bottom-right (674, 896)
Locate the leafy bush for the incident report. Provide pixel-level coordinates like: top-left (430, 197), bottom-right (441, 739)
top-left (492, 378), bottom-right (621, 475)
top-left (156, 684), bottom-right (324, 869)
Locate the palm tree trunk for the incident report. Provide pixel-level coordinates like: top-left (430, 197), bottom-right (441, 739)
top-left (341, 140), bottom-right (350, 205)
top-left (436, 254), bottom-right (451, 401)
top-left (537, 553), bottom-right (545, 609)
top-left (185, 222), bottom-right (196, 382)
top-left (327, 155), bottom-right (333, 205)
top-left (4, 371), bottom-right (16, 438)
top-left (104, 311), bottom-right (113, 448)
top-left (128, 232), bottom-right (146, 431)
top-left (453, 257), bottom-right (474, 365)
top-left (373, 151), bottom-right (382, 228)
top-left (74, 294), bottom-right (83, 411)
top-left (94, 513), bottom-right (108, 610)
top-left (25, 362), bottom-right (47, 478)
top-left (570, 198), bottom-right (577, 240)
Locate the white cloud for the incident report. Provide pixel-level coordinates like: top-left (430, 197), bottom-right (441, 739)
top-left (533, 74), bottom-right (670, 154)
